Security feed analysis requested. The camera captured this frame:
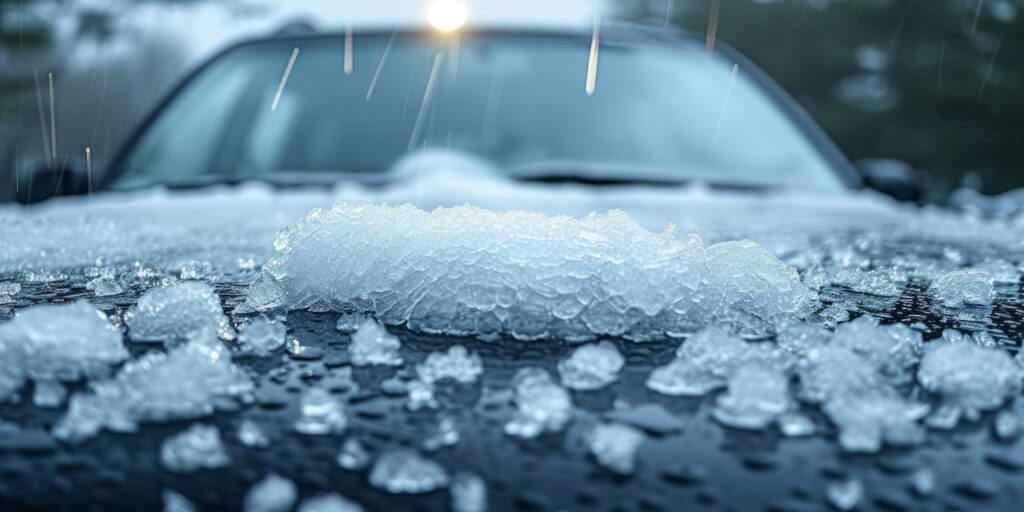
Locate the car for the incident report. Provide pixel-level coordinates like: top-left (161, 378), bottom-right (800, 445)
top-left (2, 10), bottom-right (1023, 512)
top-left (15, 18), bottom-right (920, 204)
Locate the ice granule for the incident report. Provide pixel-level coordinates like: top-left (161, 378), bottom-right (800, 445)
top-left (86, 270), bottom-right (125, 296)
top-left (335, 313), bottom-right (368, 334)
top-left (831, 268), bottom-right (904, 297)
top-left (416, 345), bottom-right (483, 385)
top-left (972, 259), bottom-right (1019, 284)
top-left (337, 438), bottom-right (371, 470)
top-left (297, 493), bottom-right (364, 512)
top-left (248, 202), bottom-right (816, 341)
top-left (777, 412), bottom-right (815, 437)
top-left (237, 419), bottom-right (270, 448)
top-left (504, 368), bottom-right (573, 439)
top-left (406, 378), bottom-right (439, 411)
top-left (830, 316), bottom-right (922, 386)
top-left (126, 282), bottom-right (234, 344)
top-left (928, 268), bottom-right (995, 308)
top-left (649, 357), bottom-right (724, 396)
top-left (826, 479), bottom-right (864, 511)
top-left (32, 381), bottom-right (67, 408)
top-left (823, 394), bottom-right (927, 452)
top-left (0, 282), bottom-right (20, 303)
top-left (293, 387), bottom-right (347, 435)
top-left (162, 490), bottom-right (197, 512)
top-left (917, 342), bottom-right (1023, 421)
top-left (712, 363), bottom-right (790, 430)
top-left (159, 424), bottom-right (230, 473)
top-left (422, 417), bottom-right (461, 451)
top-left (244, 473), bottom-right (297, 512)
top-left (557, 341), bottom-right (625, 391)
top-left (798, 345), bottom-right (927, 452)
top-left (587, 422), bottom-right (646, 475)
top-left (451, 472), bottom-right (487, 512)
top-left (0, 300), bottom-right (128, 401)
top-left (994, 409), bottom-right (1020, 440)
top-left (368, 449), bottom-right (450, 494)
top-left (180, 260), bottom-right (214, 281)
top-left (236, 318), bottom-right (286, 356)
top-left (646, 328), bottom-right (781, 397)
top-left (348, 319), bottom-right (403, 367)
top-left (53, 336), bottom-right (253, 441)
top-left (910, 468), bottom-right (935, 496)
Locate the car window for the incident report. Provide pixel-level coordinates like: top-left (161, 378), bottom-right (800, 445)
top-left (111, 32), bottom-right (846, 191)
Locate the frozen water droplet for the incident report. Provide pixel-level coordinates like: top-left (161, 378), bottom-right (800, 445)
top-left (244, 473), bottom-right (297, 512)
top-left (369, 449), bottom-right (449, 494)
top-left (293, 388), bottom-right (347, 435)
top-left (159, 424), bottom-right (230, 473)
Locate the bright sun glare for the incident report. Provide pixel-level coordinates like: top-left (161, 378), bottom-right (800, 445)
top-left (428, 0), bottom-right (468, 32)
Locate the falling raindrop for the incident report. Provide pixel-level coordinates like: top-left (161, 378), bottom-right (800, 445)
top-left (586, 15), bottom-right (601, 96)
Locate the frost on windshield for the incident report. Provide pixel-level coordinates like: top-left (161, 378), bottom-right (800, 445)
top-left (54, 335), bottom-right (253, 441)
top-left (159, 424), bottom-right (231, 473)
top-left (247, 202), bottom-right (817, 341)
top-left (558, 341), bottom-right (625, 391)
top-left (0, 300), bottom-right (128, 402)
top-left (928, 268), bottom-right (995, 308)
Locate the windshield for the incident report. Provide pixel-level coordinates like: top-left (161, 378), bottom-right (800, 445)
top-left (110, 31), bottom-right (846, 191)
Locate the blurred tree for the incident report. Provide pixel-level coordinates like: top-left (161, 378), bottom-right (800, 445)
top-left (625, 0), bottom-right (1024, 200)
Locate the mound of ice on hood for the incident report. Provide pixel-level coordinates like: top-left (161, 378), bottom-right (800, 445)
top-left (0, 301), bottom-right (129, 401)
top-left (53, 335), bottom-right (253, 441)
top-left (247, 202), bottom-right (817, 341)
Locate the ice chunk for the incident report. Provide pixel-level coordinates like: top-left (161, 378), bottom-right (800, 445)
top-left (248, 202), bottom-right (815, 340)
top-left (348, 319), bottom-right (403, 367)
top-left (928, 269), bottom-right (995, 308)
top-left (778, 412), bottom-right (815, 437)
top-left (237, 419), bottom-right (270, 448)
top-left (416, 345), bottom-right (483, 385)
top-left (126, 282), bottom-right (234, 344)
top-left (0, 300), bottom-right (128, 401)
top-left (799, 346), bottom-right (927, 452)
top-left (504, 368), bottom-right (573, 438)
top-left (973, 259), bottom-right (1019, 284)
top-left (646, 328), bottom-right (780, 397)
top-left (162, 490), bottom-right (197, 512)
top-left (917, 342), bottom-right (1022, 420)
top-left (0, 282), bottom-right (20, 303)
top-left (826, 479), bottom-right (864, 511)
top-left (244, 473), bottom-right (297, 512)
top-left (32, 381), bottom-right (67, 408)
top-left (422, 417), bottom-right (461, 451)
top-left (237, 318), bottom-right (286, 356)
top-left (54, 336), bottom-right (253, 441)
top-left (369, 449), bottom-right (450, 494)
top-left (645, 358), bottom-right (725, 397)
top-left (335, 313), bottom-right (368, 334)
top-left (557, 341), bottom-right (625, 391)
top-left (832, 268), bottom-right (904, 297)
top-left (293, 387), bottom-right (347, 435)
top-left (159, 424), bottom-right (230, 473)
top-left (587, 422), bottom-right (645, 475)
top-left (336, 438), bottom-right (371, 470)
top-left (85, 267), bottom-right (126, 297)
top-left (823, 394), bottom-right (927, 452)
top-left (451, 472), bottom-right (487, 512)
top-left (830, 316), bottom-right (922, 386)
top-left (910, 468), bottom-right (935, 496)
top-left (712, 363), bottom-right (790, 429)
top-left (297, 493), bottom-right (364, 512)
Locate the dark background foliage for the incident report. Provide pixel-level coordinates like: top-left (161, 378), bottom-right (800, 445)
top-left (625, 0), bottom-right (1024, 201)
top-left (1, 0), bottom-right (1022, 202)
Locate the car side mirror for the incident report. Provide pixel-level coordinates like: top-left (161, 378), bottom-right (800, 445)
top-left (856, 158), bottom-right (925, 203)
top-left (15, 156), bottom-right (91, 205)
